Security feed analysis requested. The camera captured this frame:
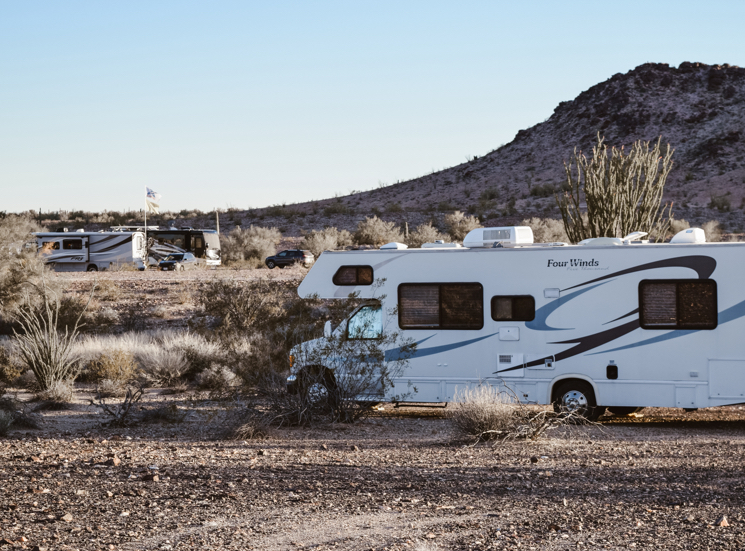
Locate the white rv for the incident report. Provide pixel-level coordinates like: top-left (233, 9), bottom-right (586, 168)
top-left (35, 231), bottom-right (147, 272)
top-left (295, 226), bottom-right (745, 419)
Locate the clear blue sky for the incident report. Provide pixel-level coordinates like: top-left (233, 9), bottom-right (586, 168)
top-left (2, 1), bottom-right (744, 213)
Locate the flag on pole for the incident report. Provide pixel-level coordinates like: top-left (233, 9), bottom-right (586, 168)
top-left (145, 187), bottom-right (161, 214)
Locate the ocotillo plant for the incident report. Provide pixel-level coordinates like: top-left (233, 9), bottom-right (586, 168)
top-left (557, 134), bottom-right (674, 243)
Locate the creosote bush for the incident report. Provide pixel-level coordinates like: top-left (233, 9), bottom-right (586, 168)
top-left (406, 223), bottom-right (446, 248)
top-left (301, 227), bottom-right (353, 257)
top-left (354, 216), bottom-right (403, 247)
top-left (444, 211), bottom-right (481, 241)
top-left (87, 349), bottom-right (139, 383)
top-left (520, 217), bottom-right (569, 243)
top-left (220, 225), bottom-right (282, 266)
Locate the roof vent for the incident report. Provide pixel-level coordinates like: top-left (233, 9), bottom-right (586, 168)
top-left (380, 242), bottom-right (408, 250)
top-left (578, 237), bottom-right (623, 246)
top-left (463, 226), bottom-right (534, 248)
top-left (670, 228), bottom-right (706, 244)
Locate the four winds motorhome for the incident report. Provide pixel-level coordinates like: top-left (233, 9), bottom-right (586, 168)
top-left (35, 231), bottom-right (147, 272)
top-left (295, 225), bottom-right (745, 419)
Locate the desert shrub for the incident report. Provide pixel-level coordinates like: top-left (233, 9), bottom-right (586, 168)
top-left (227, 410), bottom-right (273, 440)
top-left (354, 216), bottom-right (403, 247)
top-left (520, 217), bottom-right (569, 243)
top-left (444, 211), bottom-right (481, 241)
top-left (195, 365), bottom-right (240, 390)
top-left (702, 220), bottom-right (722, 242)
top-left (406, 223), bottom-right (446, 248)
top-left (0, 214), bottom-right (47, 325)
top-left (137, 348), bottom-right (188, 387)
top-left (36, 380), bottom-right (75, 404)
top-left (0, 343), bottom-right (22, 387)
top-left (149, 305), bottom-right (169, 319)
top-left (669, 219), bottom-right (691, 236)
top-left (161, 331), bottom-right (224, 379)
top-left (301, 227), bottom-right (353, 257)
top-left (529, 183), bottom-right (556, 198)
top-left (88, 349), bottom-right (139, 383)
top-left (15, 370), bottom-right (37, 391)
top-left (140, 403), bottom-right (187, 424)
top-left (449, 385), bottom-right (563, 441)
top-left (709, 195), bottom-right (731, 212)
top-left (220, 225), bottom-right (282, 264)
top-left (323, 202), bottom-right (354, 216)
top-left (93, 279), bottom-right (122, 301)
top-left (88, 385), bottom-right (143, 427)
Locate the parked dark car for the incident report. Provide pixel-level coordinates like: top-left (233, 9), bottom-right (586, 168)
top-left (159, 252), bottom-right (198, 271)
top-left (265, 249), bottom-right (315, 269)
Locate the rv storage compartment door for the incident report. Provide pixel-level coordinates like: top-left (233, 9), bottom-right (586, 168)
top-left (709, 360), bottom-right (745, 400)
top-left (497, 353), bottom-right (524, 378)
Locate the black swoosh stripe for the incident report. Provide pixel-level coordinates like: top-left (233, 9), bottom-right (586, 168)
top-left (562, 256), bottom-right (716, 292)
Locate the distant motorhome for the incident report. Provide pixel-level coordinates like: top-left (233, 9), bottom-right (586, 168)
top-left (294, 225), bottom-right (745, 419)
top-left (35, 231), bottom-right (147, 272)
top-left (111, 226), bottom-right (221, 266)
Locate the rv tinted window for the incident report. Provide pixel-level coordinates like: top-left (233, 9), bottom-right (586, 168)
top-left (333, 266), bottom-right (374, 286)
top-left (62, 239), bottom-right (83, 250)
top-left (639, 280), bottom-right (717, 330)
top-left (491, 296), bottom-right (535, 321)
top-left (398, 283), bottom-right (483, 330)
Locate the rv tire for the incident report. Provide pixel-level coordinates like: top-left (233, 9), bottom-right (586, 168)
top-left (86, 265), bottom-right (98, 272)
top-left (552, 380), bottom-right (604, 422)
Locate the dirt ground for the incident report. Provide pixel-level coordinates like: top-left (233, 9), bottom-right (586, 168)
top-left (2, 394), bottom-right (745, 551)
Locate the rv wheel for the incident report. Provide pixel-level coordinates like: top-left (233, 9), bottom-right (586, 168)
top-left (553, 380), bottom-right (605, 421)
top-left (297, 367), bottom-right (337, 408)
top-left (86, 265), bottom-right (98, 272)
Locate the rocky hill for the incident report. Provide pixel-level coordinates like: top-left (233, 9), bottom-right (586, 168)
top-left (227, 61), bottom-right (745, 236)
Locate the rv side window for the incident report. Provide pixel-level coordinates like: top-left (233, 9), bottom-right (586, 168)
top-left (41, 241), bottom-right (60, 251)
top-left (491, 296), bottom-right (535, 321)
top-left (333, 266), bottom-right (374, 286)
top-left (639, 279), bottom-right (717, 330)
top-left (62, 239), bottom-right (83, 250)
top-left (347, 304), bottom-right (382, 339)
top-left (398, 283), bottom-right (483, 330)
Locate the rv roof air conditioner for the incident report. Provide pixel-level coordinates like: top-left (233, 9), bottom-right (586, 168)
top-left (670, 227), bottom-right (706, 244)
top-left (463, 226), bottom-right (534, 248)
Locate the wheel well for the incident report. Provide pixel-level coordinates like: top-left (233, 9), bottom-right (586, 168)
top-left (550, 378), bottom-right (596, 402)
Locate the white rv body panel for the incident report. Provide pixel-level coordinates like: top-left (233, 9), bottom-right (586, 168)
top-left (35, 232), bottom-right (147, 271)
top-left (297, 242), bottom-right (745, 410)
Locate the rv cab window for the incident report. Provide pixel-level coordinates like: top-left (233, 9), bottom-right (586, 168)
top-left (491, 296), bottom-right (535, 321)
top-left (639, 279), bottom-right (717, 330)
top-left (347, 305), bottom-right (382, 339)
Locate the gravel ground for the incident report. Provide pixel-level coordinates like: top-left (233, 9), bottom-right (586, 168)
top-left (2, 397), bottom-right (745, 551)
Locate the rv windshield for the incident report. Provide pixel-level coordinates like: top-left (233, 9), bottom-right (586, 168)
top-left (347, 305), bottom-right (382, 339)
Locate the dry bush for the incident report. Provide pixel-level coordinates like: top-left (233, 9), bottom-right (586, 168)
top-left (449, 385), bottom-right (562, 441)
top-left (195, 365), bottom-right (240, 390)
top-left (88, 349), bottom-right (139, 383)
top-left (14, 370), bottom-right (37, 391)
top-left (35, 380), bottom-right (75, 404)
top-left (444, 211), bottom-right (481, 241)
top-left (520, 217), bottom-right (569, 243)
top-left (669, 218), bottom-right (690, 236)
top-left (93, 279), bottom-right (122, 301)
top-left (137, 348), bottom-right (188, 387)
top-left (702, 220), bottom-right (722, 242)
top-left (354, 216), bottom-right (403, 247)
top-left (89, 385), bottom-right (143, 427)
top-left (220, 225), bottom-right (282, 264)
top-left (0, 343), bottom-right (22, 387)
top-left (0, 395), bottom-right (40, 430)
top-left (228, 410), bottom-right (274, 440)
top-left (161, 331), bottom-right (225, 379)
top-left (301, 227), bottom-right (353, 256)
top-left (406, 223), bottom-right (446, 248)
top-left (140, 403), bottom-right (187, 424)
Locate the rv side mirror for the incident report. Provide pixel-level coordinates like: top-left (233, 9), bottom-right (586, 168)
top-left (324, 320), bottom-right (333, 338)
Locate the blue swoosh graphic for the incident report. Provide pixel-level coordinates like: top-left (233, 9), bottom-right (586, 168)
top-left (588, 298), bottom-right (745, 355)
top-left (526, 282), bottom-right (609, 332)
top-left (386, 333), bottom-right (497, 362)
